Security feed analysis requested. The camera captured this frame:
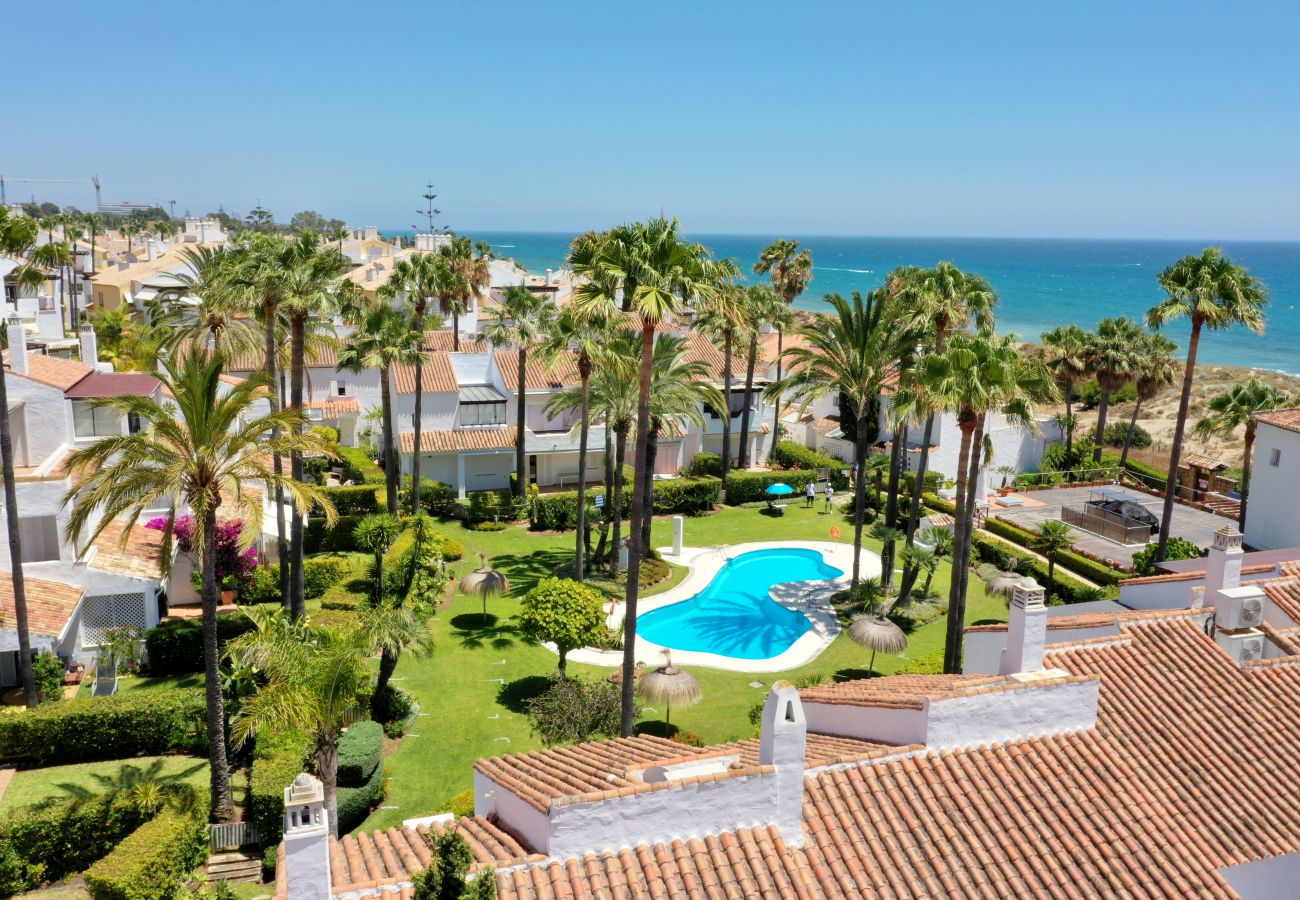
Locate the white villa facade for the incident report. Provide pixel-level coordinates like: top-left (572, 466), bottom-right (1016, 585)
top-left (1244, 407), bottom-right (1300, 551)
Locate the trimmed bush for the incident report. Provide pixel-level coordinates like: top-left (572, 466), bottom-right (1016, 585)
top-left (337, 721), bottom-right (383, 785)
top-left (335, 759), bottom-right (384, 834)
top-left (769, 441), bottom-right (850, 490)
top-left (1131, 537), bottom-right (1204, 576)
top-left (304, 515), bottom-right (362, 554)
top-left (400, 478), bottom-right (458, 516)
top-left (983, 517), bottom-right (1124, 584)
top-left (338, 447), bottom-right (385, 484)
top-left (304, 557), bottom-right (349, 599)
top-left (969, 531), bottom-right (1105, 603)
top-left (241, 565), bottom-right (282, 605)
top-left (897, 650), bottom-right (945, 675)
top-left (145, 614), bottom-right (254, 677)
top-left (467, 489), bottom-right (524, 523)
top-left (688, 452), bottom-right (721, 477)
top-left (317, 484), bottom-right (382, 516)
top-left (0, 690), bottom-right (206, 766)
top-left (436, 789), bottom-right (475, 819)
top-left (428, 531), bottom-right (464, 562)
top-left (725, 469), bottom-right (819, 505)
top-left (84, 808), bottom-right (206, 900)
top-left (652, 476), bottom-right (722, 515)
top-left (250, 729), bottom-right (313, 849)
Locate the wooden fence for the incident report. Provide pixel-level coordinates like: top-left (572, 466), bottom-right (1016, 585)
top-left (209, 821), bottom-right (260, 851)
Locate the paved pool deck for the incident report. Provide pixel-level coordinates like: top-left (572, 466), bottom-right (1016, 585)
top-left (564, 540), bottom-right (882, 673)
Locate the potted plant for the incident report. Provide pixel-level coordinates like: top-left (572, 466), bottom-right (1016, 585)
top-left (220, 574), bottom-right (238, 605)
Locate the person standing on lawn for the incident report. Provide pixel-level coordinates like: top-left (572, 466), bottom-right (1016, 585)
top-left (806, 481), bottom-right (816, 507)
top-left (824, 481), bottom-right (834, 512)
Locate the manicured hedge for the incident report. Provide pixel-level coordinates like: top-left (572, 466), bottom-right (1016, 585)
top-left (145, 614), bottom-right (255, 677)
top-left (0, 690), bottom-right (206, 767)
top-left (304, 515), bottom-right (362, 554)
top-left (529, 488), bottom-right (615, 531)
top-left (530, 477), bottom-right (721, 531)
top-left (337, 721), bottom-right (383, 785)
top-left (250, 728), bottom-right (314, 849)
top-left (724, 469), bottom-right (820, 505)
top-left (466, 490), bottom-right (525, 523)
top-left (969, 531), bottom-right (1105, 603)
top-left (84, 808), bottom-right (206, 900)
top-left (428, 531), bottom-right (464, 562)
top-left (651, 476), bottom-right (722, 515)
top-left (400, 477), bottom-right (458, 516)
top-left (769, 441), bottom-right (850, 490)
top-left (983, 516), bottom-right (1126, 584)
top-left (336, 758), bottom-right (385, 834)
top-left (317, 484), bottom-right (382, 516)
top-left (338, 447), bottom-right (386, 484)
top-left (304, 557), bottom-right (349, 599)
top-left (689, 451), bottom-right (721, 477)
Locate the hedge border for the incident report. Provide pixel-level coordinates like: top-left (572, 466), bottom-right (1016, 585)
top-left (83, 808), bottom-right (206, 900)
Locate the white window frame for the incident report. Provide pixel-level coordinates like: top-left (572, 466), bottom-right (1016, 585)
top-left (72, 401), bottom-right (121, 438)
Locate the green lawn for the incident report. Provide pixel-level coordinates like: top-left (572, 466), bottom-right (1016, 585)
top-left (0, 755), bottom-right (247, 814)
top-left (356, 503), bottom-right (1006, 831)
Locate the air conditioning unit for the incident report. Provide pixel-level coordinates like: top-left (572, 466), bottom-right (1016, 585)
top-left (1215, 629), bottom-right (1266, 664)
top-left (1215, 586), bottom-right (1266, 631)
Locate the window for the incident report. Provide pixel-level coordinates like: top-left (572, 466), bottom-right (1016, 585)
top-left (458, 401), bottom-right (506, 427)
top-left (72, 401), bottom-right (121, 438)
top-left (336, 380), bottom-right (347, 396)
top-left (19, 516), bottom-right (60, 563)
top-left (127, 412), bottom-right (142, 435)
top-left (1270, 448), bottom-right (1282, 467)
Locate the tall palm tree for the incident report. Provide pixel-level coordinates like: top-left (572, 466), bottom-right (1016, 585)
top-left (1085, 317), bottom-right (1145, 464)
top-left (908, 333), bottom-right (1055, 672)
top-left (379, 251), bottom-right (448, 513)
top-left (769, 292), bottom-right (899, 585)
top-left (693, 281), bottom-right (749, 481)
top-left (542, 306), bottom-right (609, 579)
top-left (159, 245), bottom-right (262, 359)
top-left (1041, 323), bottom-right (1091, 456)
top-left (736, 285), bottom-right (783, 469)
top-left (571, 218), bottom-right (726, 736)
top-left (1119, 333), bottom-right (1178, 466)
top-left (65, 348), bottom-right (335, 821)
top-left (483, 285), bottom-right (558, 503)
top-left (1147, 248), bottom-right (1268, 560)
top-left (1193, 379), bottom-right (1292, 532)
top-left (436, 235), bottom-right (490, 351)
top-left (82, 212), bottom-right (103, 280)
top-left (1029, 520), bottom-right (1073, 600)
top-left (754, 239), bottom-right (813, 445)
top-left (338, 305), bottom-right (423, 515)
top-left (227, 607), bottom-right (370, 837)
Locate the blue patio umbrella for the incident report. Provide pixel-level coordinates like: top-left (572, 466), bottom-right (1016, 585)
top-left (765, 483), bottom-right (795, 496)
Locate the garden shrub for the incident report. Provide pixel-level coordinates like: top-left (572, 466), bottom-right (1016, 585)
top-left (526, 677), bottom-right (626, 746)
top-left (982, 517), bottom-right (1124, 584)
top-left (31, 652), bottom-right (64, 703)
top-left (372, 686), bottom-right (415, 736)
top-left (969, 532), bottom-right (1107, 603)
top-left (466, 490), bottom-right (524, 523)
top-left (688, 451), bottom-right (721, 477)
top-left (145, 614), bottom-right (254, 677)
top-left (1131, 537), bottom-right (1204, 576)
top-left (428, 531), bottom-right (464, 562)
top-left (651, 476), bottom-right (722, 515)
top-left (337, 447), bottom-right (385, 484)
top-left (769, 441), bottom-right (849, 490)
top-left (468, 520), bottom-right (507, 532)
top-left (250, 728), bottom-right (313, 849)
top-left (400, 477), bottom-right (458, 516)
top-left (317, 484), bottom-right (382, 516)
top-left (304, 515), bottom-right (362, 554)
top-left (337, 721), bottom-right (383, 785)
top-left (897, 650), bottom-right (945, 674)
top-left (241, 565), bottom-right (282, 605)
top-left (518, 578), bottom-right (607, 675)
top-left (304, 557), bottom-right (349, 599)
top-left (724, 469), bottom-right (819, 505)
top-left (1096, 421), bottom-right (1152, 449)
top-left (335, 759), bottom-right (385, 834)
top-left (83, 807), bottom-right (207, 900)
top-left (436, 789), bottom-right (475, 819)
top-left (0, 689), bottom-right (206, 766)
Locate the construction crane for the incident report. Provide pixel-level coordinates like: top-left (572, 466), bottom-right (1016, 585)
top-left (0, 175), bottom-right (91, 207)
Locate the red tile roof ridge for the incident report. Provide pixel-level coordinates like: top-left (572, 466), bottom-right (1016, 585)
top-left (618, 747), bottom-right (741, 777)
top-left (1120, 562), bottom-right (1279, 585)
top-left (798, 671), bottom-right (1088, 710)
top-left (551, 764), bottom-right (776, 810)
top-left (965, 605), bottom-right (1207, 634)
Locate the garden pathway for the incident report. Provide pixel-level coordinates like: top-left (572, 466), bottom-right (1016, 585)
top-left (0, 767), bottom-right (13, 807)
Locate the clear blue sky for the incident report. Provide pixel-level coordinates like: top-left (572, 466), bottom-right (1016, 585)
top-left (7, 1), bottom-right (1299, 239)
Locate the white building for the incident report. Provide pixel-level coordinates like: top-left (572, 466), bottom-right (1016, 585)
top-left (1244, 407), bottom-right (1300, 550)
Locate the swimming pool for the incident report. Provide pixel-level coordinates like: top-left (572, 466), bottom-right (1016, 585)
top-left (637, 548), bottom-right (844, 659)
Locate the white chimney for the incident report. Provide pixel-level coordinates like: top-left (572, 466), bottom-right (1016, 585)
top-left (281, 773), bottom-right (332, 900)
top-left (363, 226), bottom-right (378, 241)
top-left (1000, 580), bottom-right (1048, 675)
top-left (146, 239), bottom-right (160, 261)
top-left (79, 322), bottom-right (98, 366)
top-left (545, 268), bottom-right (553, 285)
top-left (758, 681), bottom-right (807, 847)
top-left (7, 315), bottom-right (28, 375)
top-left (365, 267), bottom-right (374, 282)
top-left (1203, 526), bottom-right (1244, 601)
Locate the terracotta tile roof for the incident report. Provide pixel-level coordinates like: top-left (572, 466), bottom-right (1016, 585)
top-left (304, 397), bottom-right (360, 418)
top-left (797, 673), bottom-right (1007, 709)
top-left (1257, 406), bottom-right (1300, 434)
top-left (392, 352), bottom-right (457, 395)
top-left (964, 606), bottom-right (1206, 634)
top-left (494, 350), bottom-right (580, 391)
top-left (1, 351), bottom-right (92, 391)
top-left (1121, 563), bottom-right (1277, 586)
top-left (227, 342), bottom-right (340, 371)
top-left (1263, 577), bottom-right (1300, 626)
top-left (63, 371), bottom-right (160, 399)
top-left (813, 415), bottom-right (841, 435)
top-left (0, 571), bottom-right (84, 639)
top-left (398, 427), bottom-right (515, 454)
top-left (423, 330), bottom-right (484, 353)
top-left (683, 331), bottom-right (752, 379)
top-left (90, 519), bottom-right (167, 580)
top-left (1182, 451), bottom-right (1227, 469)
top-left (711, 732), bottom-right (906, 769)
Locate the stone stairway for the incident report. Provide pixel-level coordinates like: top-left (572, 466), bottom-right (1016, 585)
top-left (205, 850), bottom-right (263, 884)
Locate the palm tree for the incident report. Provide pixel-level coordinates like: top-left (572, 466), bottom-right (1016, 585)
top-left (338, 305), bottom-right (423, 515)
top-left (63, 222), bottom-right (85, 330)
top-left (1119, 333), bottom-right (1178, 466)
top-left (1041, 324), bottom-right (1091, 456)
top-left (1147, 248), bottom-right (1268, 560)
top-left (159, 245), bottom-right (262, 359)
top-left (64, 348), bottom-right (335, 821)
top-left (328, 224), bottom-right (349, 251)
top-left (542, 306), bottom-right (609, 580)
top-left (82, 213), bottom-right (103, 279)
top-left (693, 282), bottom-right (749, 481)
top-left (770, 292), bottom-right (899, 585)
top-left (908, 333), bottom-right (1055, 672)
top-left (754, 240), bottom-right (813, 446)
top-left (1085, 317), bottom-right (1145, 464)
top-left (483, 285), bottom-right (558, 503)
top-left (227, 607), bottom-right (371, 836)
top-left (379, 251), bottom-right (448, 513)
top-left (1029, 520), bottom-right (1072, 599)
top-left (736, 285), bottom-right (784, 469)
top-left (1193, 379), bottom-right (1292, 532)
top-left (570, 218), bottom-right (726, 735)
top-left (436, 235), bottom-right (490, 351)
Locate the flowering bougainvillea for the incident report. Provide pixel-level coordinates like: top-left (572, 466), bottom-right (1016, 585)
top-left (146, 515), bottom-right (258, 587)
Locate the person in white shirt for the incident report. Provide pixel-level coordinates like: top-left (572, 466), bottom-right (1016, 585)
top-left (823, 482), bottom-right (834, 512)
top-left (805, 481), bottom-right (816, 507)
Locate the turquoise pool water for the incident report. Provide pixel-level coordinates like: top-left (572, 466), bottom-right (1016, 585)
top-left (637, 548), bottom-right (843, 659)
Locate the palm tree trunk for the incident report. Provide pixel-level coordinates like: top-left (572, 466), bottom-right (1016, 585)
top-left (0, 372), bottom-right (36, 707)
top-left (922, 567), bottom-right (935, 596)
top-left (1063, 381), bottom-right (1075, 455)
top-left (594, 422), bottom-right (613, 566)
top-left (1119, 397), bottom-right (1144, 466)
top-left (954, 417), bottom-right (986, 644)
top-left (452, 308), bottom-right (460, 352)
top-left (317, 739), bottom-right (339, 838)
top-left (882, 422), bottom-right (908, 592)
top-left (380, 367), bottom-right (398, 516)
top-left (289, 315), bottom-right (307, 619)
top-left (620, 323), bottom-right (655, 737)
top-left (720, 329), bottom-right (733, 482)
top-left (375, 647), bottom-right (398, 702)
top-left (1093, 388), bottom-right (1111, 464)
top-left (1240, 423), bottom-right (1255, 532)
top-left (263, 302), bottom-right (290, 609)
top-left (851, 410), bottom-right (869, 585)
top-left (944, 421), bottom-right (976, 674)
top-left (1157, 318), bottom-right (1202, 561)
top-left (574, 361), bottom-right (592, 580)
top-left (610, 424), bottom-right (628, 576)
top-left (769, 327), bottom-right (783, 459)
top-left (641, 423), bottom-right (659, 555)
top-left (410, 300), bottom-right (426, 515)
top-left (737, 332), bottom-right (758, 469)
top-left (201, 507), bottom-right (234, 822)
top-left (514, 346), bottom-right (527, 501)
top-left (904, 414), bottom-right (936, 549)
top-left (1046, 554), bottom-right (1057, 600)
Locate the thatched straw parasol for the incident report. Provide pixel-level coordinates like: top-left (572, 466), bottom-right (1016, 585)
top-left (635, 651), bottom-right (701, 726)
top-left (848, 615), bottom-right (908, 676)
top-left (459, 553), bottom-right (509, 620)
top-left (984, 570), bottom-right (1036, 599)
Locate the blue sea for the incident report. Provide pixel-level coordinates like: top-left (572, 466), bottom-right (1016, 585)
top-left (386, 232), bottom-right (1300, 374)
